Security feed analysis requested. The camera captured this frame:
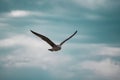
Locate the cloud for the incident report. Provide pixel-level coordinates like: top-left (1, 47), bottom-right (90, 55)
top-left (0, 23), bottom-right (9, 29)
top-left (73, 44), bottom-right (120, 57)
top-left (0, 34), bottom-right (120, 80)
top-left (97, 46), bottom-right (120, 56)
top-left (0, 34), bottom-right (74, 79)
top-left (81, 58), bottom-right (120, 78)
top-left (1, 34), bottom-right (119, 57)
top-left (7, 10), bottom-right (30, 17)
top-left (73, 0), bottom-right (106, 10)
top-left (0, 1), bottom-right (120, 80)
top-left (0, 35), bottom-right (45, 48)
top-left (83, 13), bottom-right (102, 20)
top-left (2, 10), bottom-right (46, 18)
top-left (73, 0), bottom-right (120, 13)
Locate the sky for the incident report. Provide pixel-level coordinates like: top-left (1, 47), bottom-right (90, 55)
top-left (0, 0), bottom-right (120, 80)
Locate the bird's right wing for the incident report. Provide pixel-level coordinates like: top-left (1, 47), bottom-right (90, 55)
top-left (30, 30), bottom-right (56, 47)
top-left (60, 30), bottom-right (77, 46)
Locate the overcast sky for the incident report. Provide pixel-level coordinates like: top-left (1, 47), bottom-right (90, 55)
top-left (0, 0), bottom-right (120, 80)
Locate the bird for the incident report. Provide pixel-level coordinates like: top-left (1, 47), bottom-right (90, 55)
top-left (30, 30), bottom-right (77, 51)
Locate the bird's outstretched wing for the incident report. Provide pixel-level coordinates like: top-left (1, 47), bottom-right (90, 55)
top-left (30, 30), bottom-right (56, 47)
top-left (60, 30), bottom-right (77, 46)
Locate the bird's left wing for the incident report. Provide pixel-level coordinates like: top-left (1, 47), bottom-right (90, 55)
top-left (30, 30), bottom-right (56, 47)
top-left (60, 30), bottom-right (77, 46)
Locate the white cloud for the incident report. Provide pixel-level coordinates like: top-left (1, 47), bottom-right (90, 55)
top-left (71, 44), bottom-right (120, 57)
top-left (3, 9), bottom-right (68, 20)
top-left (97, 46), bottom-right (120, 56)
top-left (3, 10), bottom-right (46, 18)
top-left (0, 34), bottom-right (73, 79)
top-left (8, 10), bottom-right (30, 17)
top-left (81, 59), bottom-right (120, 77)
top-left (0, 35), bottom-right (47, 48)
top-left (0, 34), bottom-right (120, 79)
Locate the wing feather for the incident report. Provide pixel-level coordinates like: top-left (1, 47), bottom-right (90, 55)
top-left (60, 30), bottom-right (77, 46)
top-left (30, 30), bottom-right (56, 47)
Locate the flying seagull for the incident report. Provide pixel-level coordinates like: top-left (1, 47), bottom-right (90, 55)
top-left (30, 30), bottom-right (77, 51)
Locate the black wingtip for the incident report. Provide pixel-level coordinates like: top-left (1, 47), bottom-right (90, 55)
top-left (30, 30), bottom-right (33, 32)
top-left (30, 30), bottom-right (35, 34)
top-left (75, 30), bottom-right (78, 34)
top-left (30, 30), bottom-right (37, 35)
